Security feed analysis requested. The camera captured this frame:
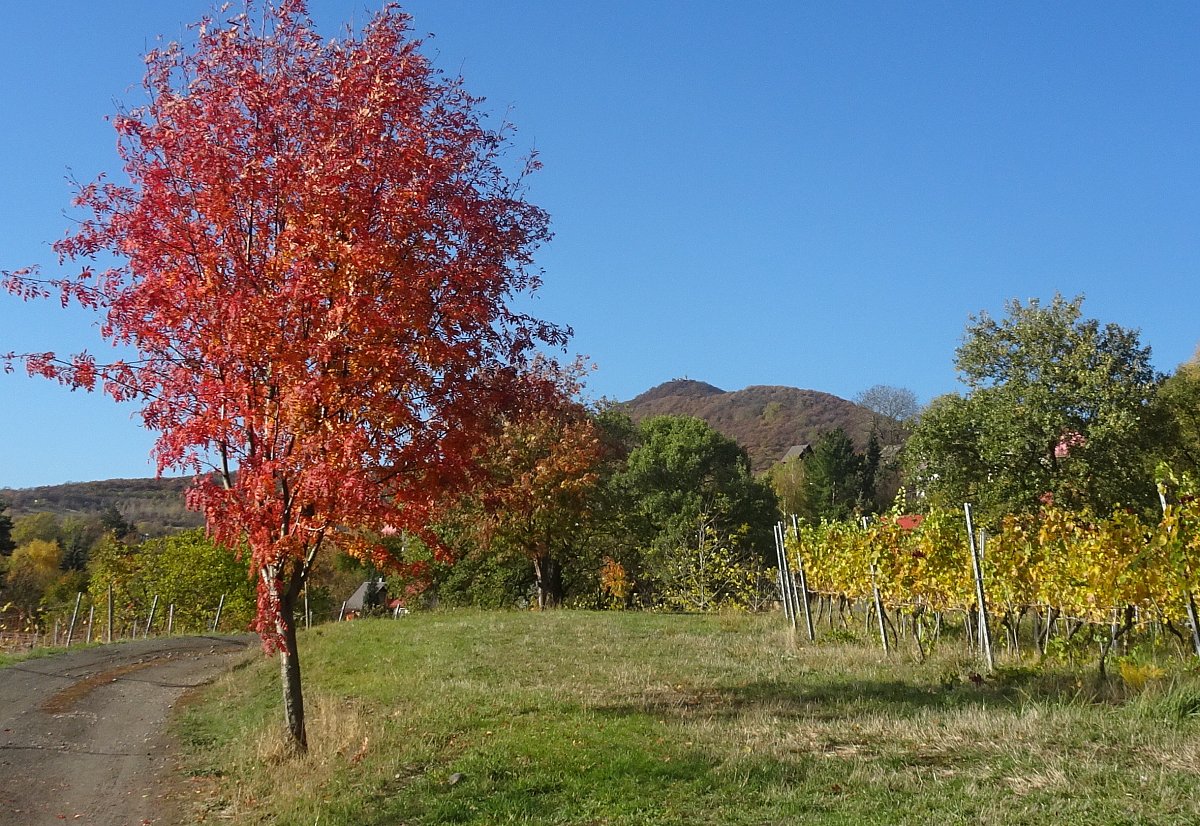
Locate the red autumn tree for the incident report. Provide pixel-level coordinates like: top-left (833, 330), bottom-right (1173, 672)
top-left (2, 1), bottom-right (565, 751)
top-left (463, 360), bottom-right (606, 609)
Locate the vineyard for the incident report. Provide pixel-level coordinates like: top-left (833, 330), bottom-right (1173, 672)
top-left (0, 587), bottom-right (246, 654)
top-left (778, 479), bottom-right (1200, 674)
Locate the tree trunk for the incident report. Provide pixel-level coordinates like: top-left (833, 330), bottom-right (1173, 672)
top-left (276, 570), bottom-right (307, 752)
top-left (533, 554), bottom-right (563, 610)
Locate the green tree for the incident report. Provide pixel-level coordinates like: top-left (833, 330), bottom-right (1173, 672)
top-left (136, 531), bottom-right (256, 632)
top-left (1157, 347), bottom-right (1200, 476)
top-left (799, 428), bottom-right (876, 522)
top-left (41, 569), bottom-right (88, 617)
top-left (88, 530), bottom-right (254, 635)
top-left (99, 505), bottom-right (134, 543)
top-left (58, 515), bottom-right (102, 572)
top-left (766, 455), bottom-right (808, 519)
top-left (862, 431), bottom-right (883, 509)
top-left (608, 415), bottom-right (777, 605)
top-left (906, 294), bottom-right (1163, 524)
top-left (659, 516), bottom-right (761, 612)
top-left (424, 549), bottom-right (533, 609)
top-left (11, 512), bottom-right (60, 548)
top-left (86, 534), bottom-right (139, 633)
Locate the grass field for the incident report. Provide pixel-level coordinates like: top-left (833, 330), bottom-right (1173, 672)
top-left (0, 643), bottom-right (70, 668)
top-left (174, 610), bottom-right (1200, 825)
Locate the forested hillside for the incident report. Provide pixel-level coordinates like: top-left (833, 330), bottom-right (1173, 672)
top-left (0, 477), bottom-right (201, 536)
top-left (1, 378), bottom-right (880, 533)
top-left (623, 379), bottom-right (878, 472)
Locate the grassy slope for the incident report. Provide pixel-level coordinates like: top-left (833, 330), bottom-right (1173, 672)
top-left (175, 611), bottom-right (1200, 825)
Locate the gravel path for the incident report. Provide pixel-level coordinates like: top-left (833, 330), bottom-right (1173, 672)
top-left (0, 635), bottom-right (256, 825)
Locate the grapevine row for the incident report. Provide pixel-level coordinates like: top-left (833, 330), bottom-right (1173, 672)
top-left (785, 499), bottom-right (1200, 634)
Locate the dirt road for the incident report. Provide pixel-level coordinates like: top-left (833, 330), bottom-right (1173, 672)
top-left (0, 635), bottom-right (255, 825)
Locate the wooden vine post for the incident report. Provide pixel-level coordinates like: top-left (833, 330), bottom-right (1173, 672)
top-left (964, 504), bottom-right (995, 671)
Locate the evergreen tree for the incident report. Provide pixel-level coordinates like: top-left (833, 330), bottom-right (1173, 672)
top-left (862, 432), bottom-right (882, 509)
top-left (100, 505), bottom-right (133, 541)
top-left (800, 429), bottom-right (868, 523)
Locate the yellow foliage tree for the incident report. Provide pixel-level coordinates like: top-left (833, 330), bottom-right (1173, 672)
top-left (5, 539), bottom-right (62, 618)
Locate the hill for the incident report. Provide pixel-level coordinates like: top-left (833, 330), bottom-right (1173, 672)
top-left (623, 379), bottom-right (877, 472)
top-left (0, 477), bottom-right (202, 535)
top-left (0, 378), bottom-right (877, 520)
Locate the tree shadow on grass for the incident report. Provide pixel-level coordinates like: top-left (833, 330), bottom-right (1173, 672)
top-left (590, 679), bottom-right (967, 724)
top-left (590, 664), bottom-right (1116, 725)
top-left (350, 664), bottom-right (1137, 825)
top-left (357, 728), bottom-right (821, 826)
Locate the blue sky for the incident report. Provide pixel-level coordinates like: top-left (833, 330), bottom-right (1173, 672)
top-left (1, 2), bottom-right (1198, 488)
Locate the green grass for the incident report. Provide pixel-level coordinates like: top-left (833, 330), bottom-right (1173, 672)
top-left (0, 643), bottom-right (75, 667)
top-left (173, 611), bottom-right (1200, 824)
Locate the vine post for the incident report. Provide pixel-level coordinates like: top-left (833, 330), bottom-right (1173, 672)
top-left (863, 518), bottom-right (891, 654)
top-left (65, 592), bottom-right (82, 647)
top-left (211, 594), bottom-right (225, 633)
top-left (964, 504), bottom-right (995, 671)
top-left (773, 522), bottom-right (796, 628)
top-left (144, 595), bottom-right (159, 638)
top-left (869, 562), bottom-right (890, 654)
top-left (780, 523), bottom-right (801, 629)
top-left (790, 515), bottom-right (816, 641)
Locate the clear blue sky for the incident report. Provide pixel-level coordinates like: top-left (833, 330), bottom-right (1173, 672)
top-left (2, 2), bottom-right (1198, 488)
